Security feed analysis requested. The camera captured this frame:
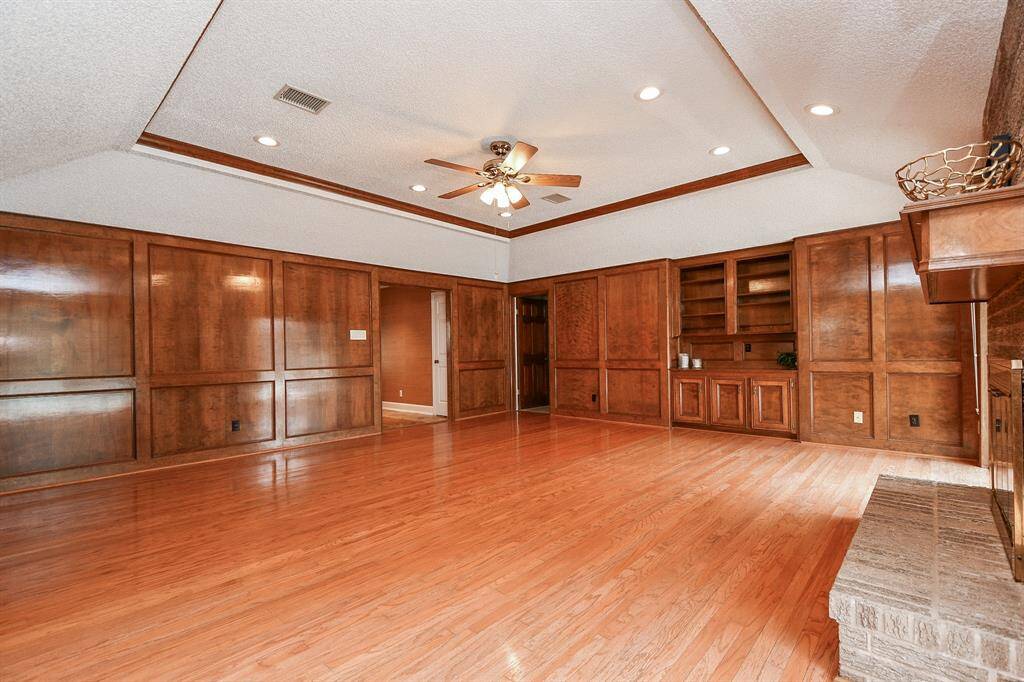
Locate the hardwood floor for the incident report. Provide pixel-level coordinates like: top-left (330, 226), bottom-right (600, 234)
top-left (381, 408), bottom-right (447, 430)
top-left (0, 414), bottom-right (984, 680)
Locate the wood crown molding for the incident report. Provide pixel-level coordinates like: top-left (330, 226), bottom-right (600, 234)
top-left (137, 133), bottom-right (808, 239)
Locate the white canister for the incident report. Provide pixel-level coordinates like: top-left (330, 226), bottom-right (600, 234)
top-left (692, 358), bottom-right (702, 369)
top-left (678, 353), bottom-right (689, 369)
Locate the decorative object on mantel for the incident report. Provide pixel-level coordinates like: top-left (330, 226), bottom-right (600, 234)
top-left (776, 351), bottom-right (797, 369)
top-left (895, 136), bottom-right (1021, 201)
top-left (691, 358), bottom-right (702, 369)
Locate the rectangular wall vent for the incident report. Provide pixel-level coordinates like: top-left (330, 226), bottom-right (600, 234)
top-left (273, 84), bottom-right (331, 114)
top-left (541, 193), bottom-right (571, 204)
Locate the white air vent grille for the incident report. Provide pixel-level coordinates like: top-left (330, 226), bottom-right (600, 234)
top-left (541, 193), bottom-right (571, 204)
top-left (274, 84), bottom-right (331, 114)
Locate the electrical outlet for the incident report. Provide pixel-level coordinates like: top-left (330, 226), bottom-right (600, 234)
top-left (231, 419), bottom-right (240, 432)
top-left (909, 414), bottom-right (920, 427)
top-left (744, 343), bottom-right (752, 352)
top-left (853, 411), bottom-right (864, 424)
top-left (591, 393), bottom-right (598, 402)
top-left (399, 389), bottom-right (403, 398)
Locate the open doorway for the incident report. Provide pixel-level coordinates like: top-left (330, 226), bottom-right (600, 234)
top-left (380, 284), bottom-right (449, 430)
top-left (515, 294), bottom-right (550, 412)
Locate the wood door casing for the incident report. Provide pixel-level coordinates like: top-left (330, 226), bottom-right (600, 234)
top-left (710, 378), bottom-right (746, 428)
top-left (517, 297), bottom-right (549, 409)
top-left (672, 375), bottom-right (707, 424)
top-left (750, 378), bottom-right (793, 433)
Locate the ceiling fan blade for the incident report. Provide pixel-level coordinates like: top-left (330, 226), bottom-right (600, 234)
top-left (438, 183), bottom-right (485, 199)
top-left (520, 173), bottom-right (581, 188)
top-left (511, 194), bottom-right (530, 210)
top-left (501, 141), bottom-right (538, 173)
top-left (425, 158), bottom-right (483, 176)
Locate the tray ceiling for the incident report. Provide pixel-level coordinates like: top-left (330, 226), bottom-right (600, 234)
top-left (146, 0), bottom-right (798, 231)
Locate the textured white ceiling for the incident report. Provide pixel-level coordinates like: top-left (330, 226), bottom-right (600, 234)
top-left (146, 0), bottom-right (797, 230)
top-left (690, 0), bottom-right (1007, 184)
top-left (0, 0), bottom-right (219, 181)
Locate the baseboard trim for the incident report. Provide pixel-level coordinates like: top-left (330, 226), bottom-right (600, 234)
top-left (383, 401), bottom-right (435, 415)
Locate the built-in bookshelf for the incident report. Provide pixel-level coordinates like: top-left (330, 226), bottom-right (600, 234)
top-left (679, 262), bottom-right (726, 335)
top-left (735, 253), bottom-right (792, 333)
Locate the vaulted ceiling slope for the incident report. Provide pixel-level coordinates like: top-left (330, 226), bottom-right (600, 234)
top-left (0, 0), bottom-right (219, 181)
top-left (690, 0), bottom-right (1008, 183)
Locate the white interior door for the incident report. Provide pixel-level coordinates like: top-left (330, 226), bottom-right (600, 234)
top-left (430, 291), bottom-right (448, 416)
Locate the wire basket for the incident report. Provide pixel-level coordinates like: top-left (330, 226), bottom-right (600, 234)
top-left (895, 138), bottom-right (1021, 201)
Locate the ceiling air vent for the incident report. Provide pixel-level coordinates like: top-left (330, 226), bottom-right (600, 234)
top-left (273, 84), bottom-right (331, 114)
top-left (541, 193), bottom-right (571, 204)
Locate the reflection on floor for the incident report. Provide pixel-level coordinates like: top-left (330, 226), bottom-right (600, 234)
top-left (382, 408), bottom-right (446, 430)
top-left (520, 405), bottom-right (550, 414)
top-left (0, 414), bottom-right (986, 679)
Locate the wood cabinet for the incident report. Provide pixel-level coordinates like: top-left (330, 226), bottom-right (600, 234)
top-left (672, 375), bottom-right (706, 424)
top-left (750, 377), bottom-right (795, 433)
top-left (710, 377), bottom-right (746, 427)
top-left (671, 369), bottom-right (797, 436)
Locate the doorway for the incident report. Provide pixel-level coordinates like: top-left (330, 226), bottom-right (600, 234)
top-left (380, 284), bottom-right (449, 430)
top-left (515, 295), bottom-right (550, 412)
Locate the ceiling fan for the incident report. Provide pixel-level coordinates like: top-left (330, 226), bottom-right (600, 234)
top-left (425, 140), bottom-right (581, 211)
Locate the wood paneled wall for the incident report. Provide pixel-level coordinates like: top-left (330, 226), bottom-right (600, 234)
top-left (511, 261), bottom-right (670, 426)
top-left (380, 285), bottom-right (433, 406)
top-left (794, 222), bottom-right (978, 458)
top-left (0, 213), bottom-right (508, 492)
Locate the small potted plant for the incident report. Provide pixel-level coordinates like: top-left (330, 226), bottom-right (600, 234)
top-left (777, 351), bottom-right (797, 369)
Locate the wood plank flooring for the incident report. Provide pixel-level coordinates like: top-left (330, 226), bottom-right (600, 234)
top-left (0, 413), bottom-right (985, 681)
top-left (381, 408), bottom-right (447, 430)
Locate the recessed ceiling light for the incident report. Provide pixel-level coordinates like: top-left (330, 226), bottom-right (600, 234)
top-left (500, 211), bottom-right (513, 218)
top-left (410, 184), bottom-right (426, 192)
top-left (710, 145), bottom-right (731, 156)
top-left (637, 86), bottom-right (661, 101)
top-left (805, 104), bottom-right (837, 117)
top-left (254, 135), bottom-right (279, 147)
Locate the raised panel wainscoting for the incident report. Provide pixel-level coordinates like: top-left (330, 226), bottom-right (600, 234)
top-left (794, 222), bottom-right (978, 459)
top-left (0, 212), bottom-right (508, 492)
top-left (511, 260), bottom-right (670, 426)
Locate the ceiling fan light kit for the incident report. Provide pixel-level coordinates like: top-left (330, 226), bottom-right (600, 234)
top-left (426, 139), bottom-right (581, 215)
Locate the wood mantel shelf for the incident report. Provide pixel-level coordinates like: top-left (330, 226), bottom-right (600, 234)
top-left (900, 184), bottom-right (1024, 303)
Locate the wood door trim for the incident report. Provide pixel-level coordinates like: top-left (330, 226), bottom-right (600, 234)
top-left (137, 134), bottom-right (807, 239)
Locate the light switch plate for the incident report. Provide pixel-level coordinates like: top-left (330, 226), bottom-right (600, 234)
top-left (349, 329), bottom-right (367, 340)
top-left (853, 411), bottom-right (864, 424)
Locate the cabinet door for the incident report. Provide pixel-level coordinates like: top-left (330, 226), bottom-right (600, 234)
top-left (709, 377), bottom-right (746, 427)
top-left (750, 378), bottom-right (794, 432)
top-left (672, 375), bottom-right (707, 424)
